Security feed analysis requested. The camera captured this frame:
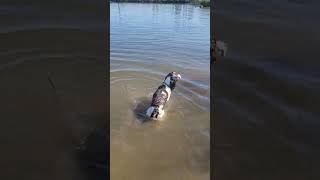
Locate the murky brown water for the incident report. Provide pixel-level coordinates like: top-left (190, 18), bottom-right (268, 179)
top-left (213, 1), bottom-right (320, 179)
top-left (110, 3), bottom-right (210, 180)
top-left (0, 2), bottom-right (107, 179)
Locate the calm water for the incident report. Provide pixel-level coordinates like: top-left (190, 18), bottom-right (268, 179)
top-left (110, 3), bottom-right (210, 180)
top-left (0, 2), bottom-right (107, 180)
top-left (213, 1), bottom-right (320, 179)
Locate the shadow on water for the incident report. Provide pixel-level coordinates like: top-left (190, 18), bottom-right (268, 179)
top-left (63, 111), bottom-right (108, 180)
top-left (133, 96), bottom-right (152, 123)
top-left (76, 125), bottom-right (108, 180)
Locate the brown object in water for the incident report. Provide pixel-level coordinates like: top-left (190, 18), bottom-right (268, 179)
top-left (211, 38), bottom-right (227, 63)
top-left (216, 40), bottom-right (227, 57)
top-left (211, 38), bottom-right (217, 63)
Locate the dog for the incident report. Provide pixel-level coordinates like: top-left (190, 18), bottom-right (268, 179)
top-left (146, 72), bottom-right (181, 120)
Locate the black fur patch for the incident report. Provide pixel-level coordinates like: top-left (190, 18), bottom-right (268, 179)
top-left (165, 72), bottom-right (179, 90)
top-left (151, 108), bottom-right (159, 118)
top-left (151, 84), bottom-right (169, 108)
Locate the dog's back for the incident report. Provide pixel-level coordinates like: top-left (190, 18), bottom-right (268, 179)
top-left (151, 85), bottom-right (170, 107)
top-left (146, 85), bottom-right (171, 120)
top-left (146, 72), bottom-right (181, 120)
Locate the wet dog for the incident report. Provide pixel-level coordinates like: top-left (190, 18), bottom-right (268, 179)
top-left (146, 72), bottom-right (181, 120)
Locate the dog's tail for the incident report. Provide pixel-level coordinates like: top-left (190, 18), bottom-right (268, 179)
top-left (150, 108), bottom-right (160, 119)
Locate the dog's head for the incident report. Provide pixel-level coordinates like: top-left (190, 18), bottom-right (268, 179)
top-left (164, 72), bottom-right (181, 90)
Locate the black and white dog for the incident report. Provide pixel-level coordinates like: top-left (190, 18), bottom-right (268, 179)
top-left (146, 72), bottom-right (181, 120)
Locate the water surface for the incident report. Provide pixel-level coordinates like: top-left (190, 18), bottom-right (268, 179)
top-left (213, 1), bottom-right (320, 179)
top-left (110, 3), bottom-right (210, 180)
top-left (0, 2), bottom-right (107, 179)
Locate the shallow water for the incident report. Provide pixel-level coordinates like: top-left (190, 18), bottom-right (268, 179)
top-left (110, 3), bottom-right (210, 180)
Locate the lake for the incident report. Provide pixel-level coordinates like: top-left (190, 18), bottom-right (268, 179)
top-left (213, 0), bottom-right (320, 179)
top-left (0, 1), bottom-right (107, 180)
top-left (110, 3), bottom-right (210, 180)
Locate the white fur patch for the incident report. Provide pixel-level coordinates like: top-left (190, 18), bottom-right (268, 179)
top-left (165, 86), bottom-right (171, 101)
top-left (146, 106), bottom-right (165, 120)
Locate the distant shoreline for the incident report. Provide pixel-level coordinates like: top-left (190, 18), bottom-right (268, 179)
top-left (110, 0), bottom-right (210, 7)
top-left (111, 1), bottom-right (188, 3)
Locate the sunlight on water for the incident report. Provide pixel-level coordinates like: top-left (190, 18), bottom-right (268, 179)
top-left (111, 3), bottom-right (210, 180)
